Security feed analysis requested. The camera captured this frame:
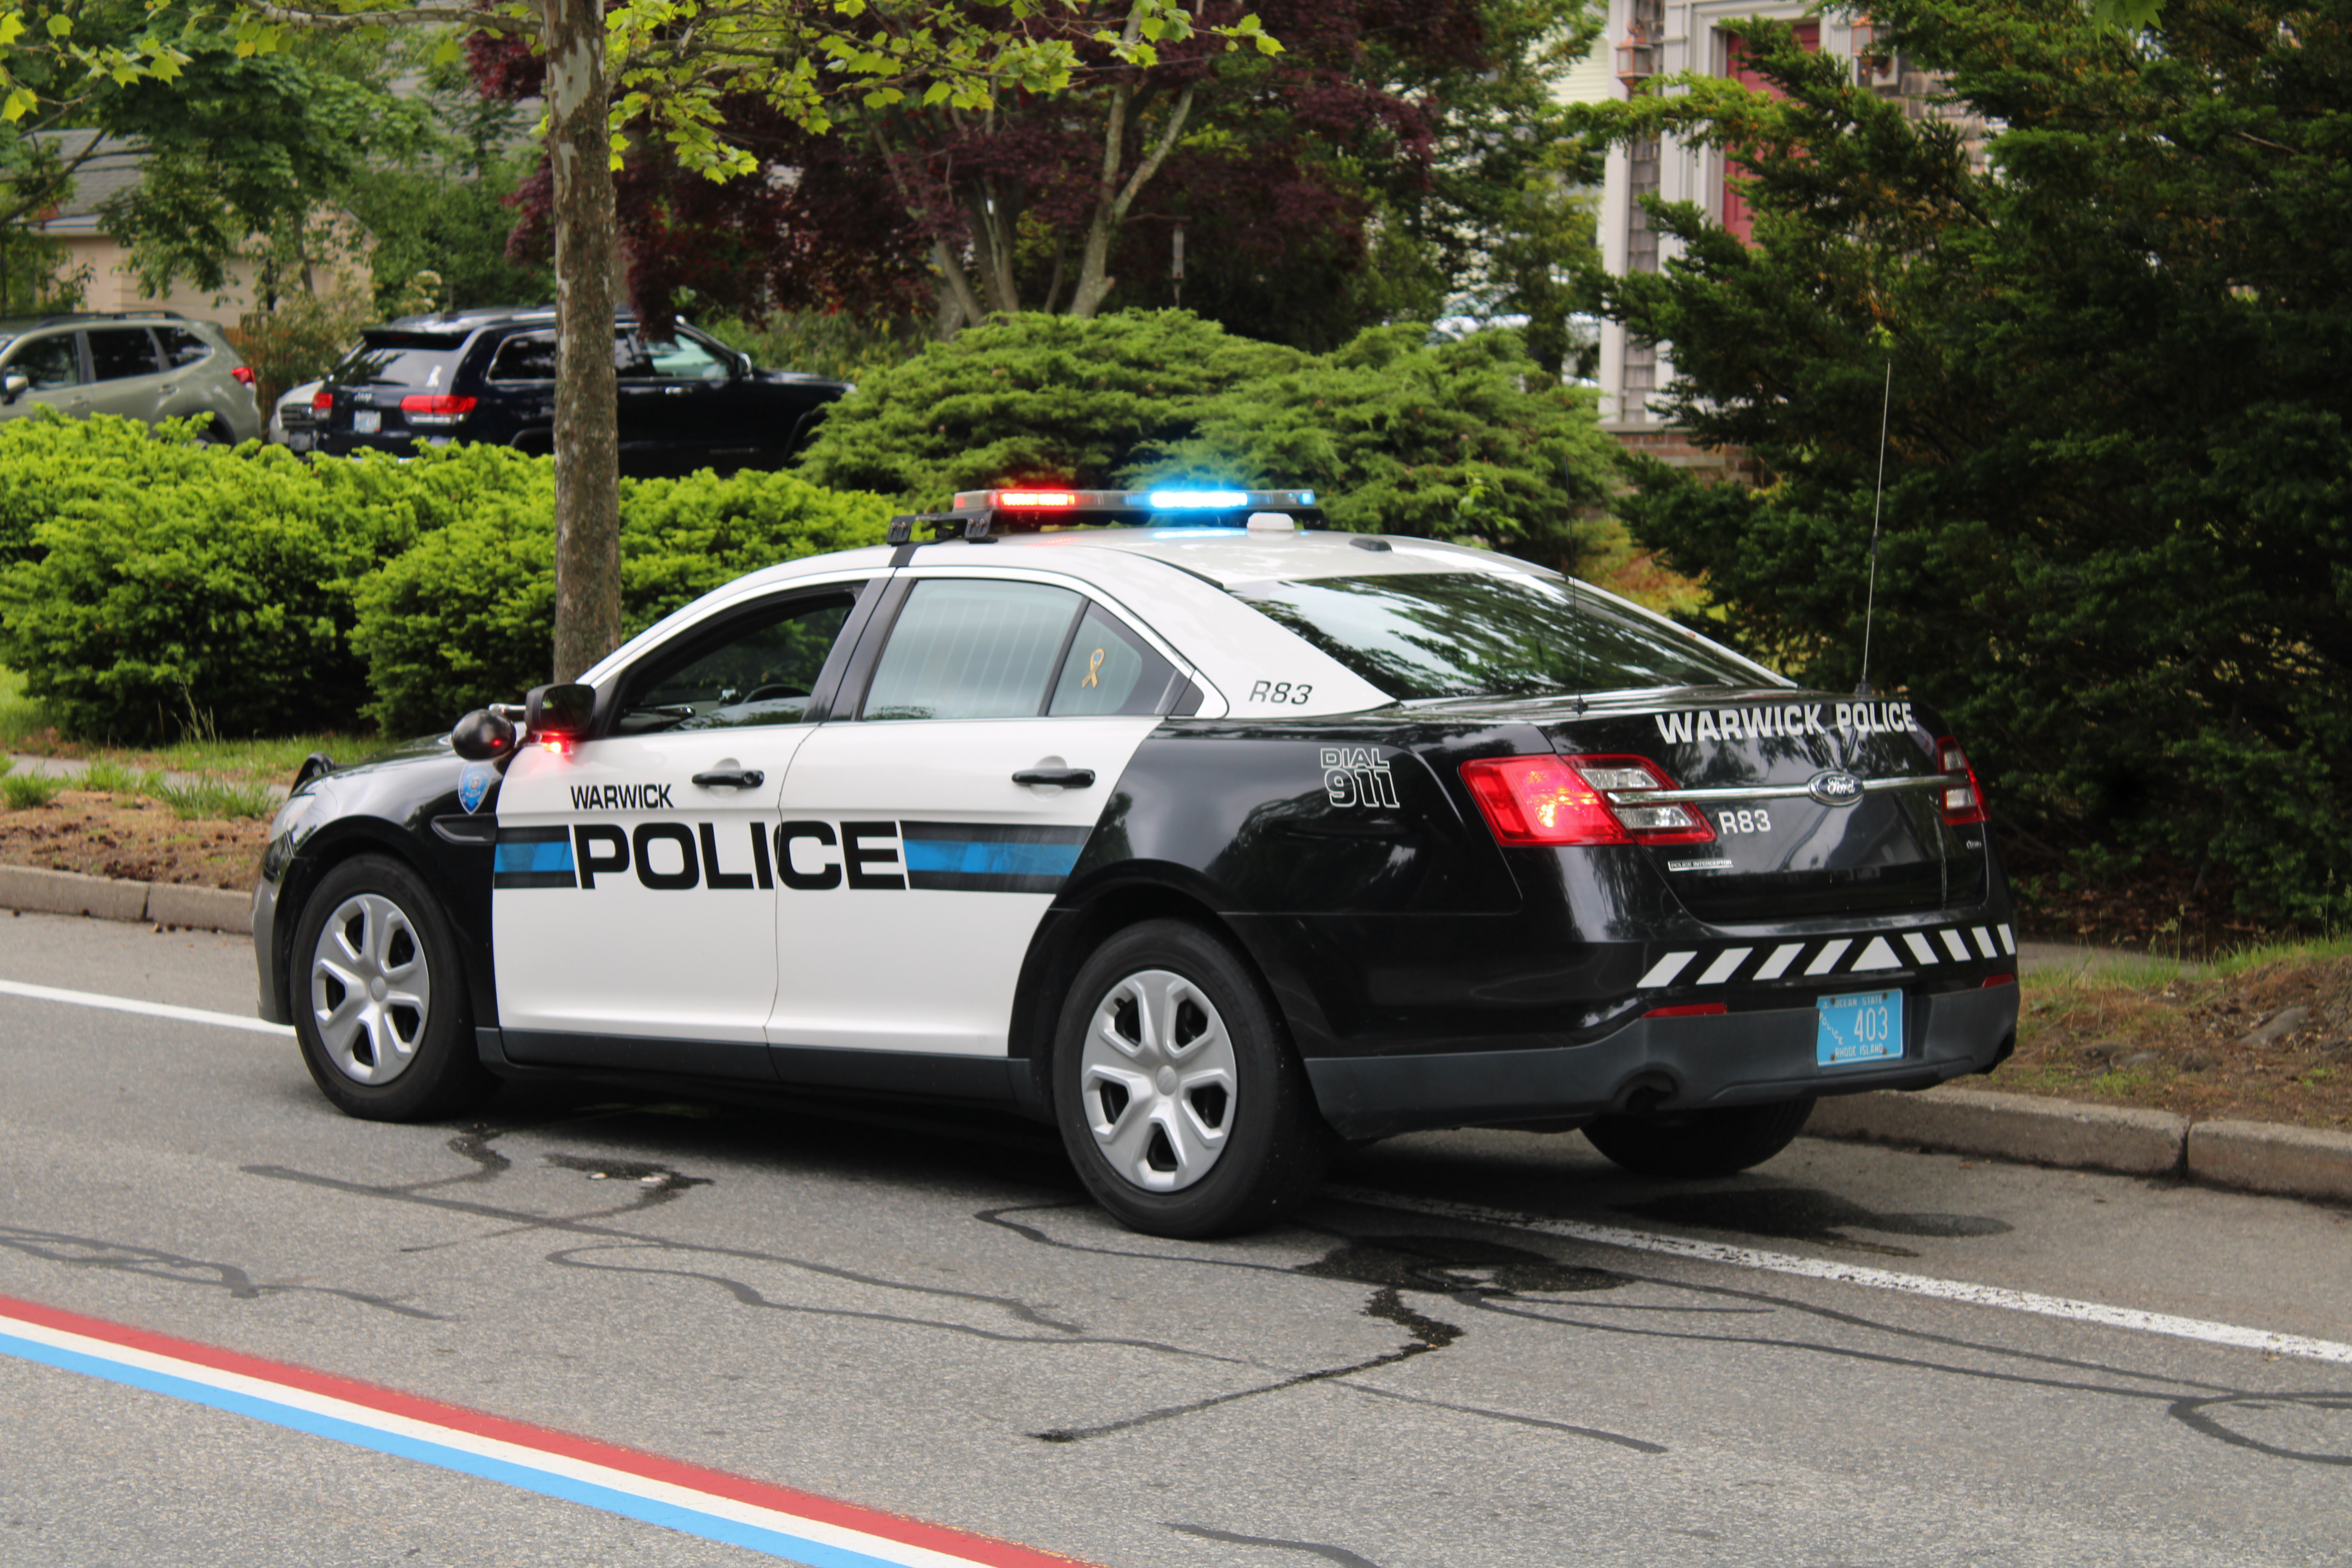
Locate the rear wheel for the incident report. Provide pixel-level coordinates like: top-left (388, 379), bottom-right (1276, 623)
top-left (290, 855), bottom-right (494, 1122)
top-left (1053, 920), bottom-right (1328, 1238)
top-left (1582, 1098), bottom-right (1815, 1178)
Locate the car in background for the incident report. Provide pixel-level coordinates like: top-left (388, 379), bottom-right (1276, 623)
top-left (311, 307), bottom-right (852, 475)
top-left (0, 311), bottom-right (261, 443)
top-left (269, 379), bottom-right (323, 454)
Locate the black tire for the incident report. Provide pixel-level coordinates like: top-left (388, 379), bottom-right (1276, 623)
top-left (289, 854), bottom-right (495, 1122)
top-left (1052, 920), bottom-right (1330, 1238)
top-left (1582, 1098), bottom-right (1816, 1178)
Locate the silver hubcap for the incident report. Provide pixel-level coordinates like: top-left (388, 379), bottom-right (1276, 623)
top-left (308, 893), bottom-right (432, 1085)
top-left (1079, 968), bottom-right (1238, 1192)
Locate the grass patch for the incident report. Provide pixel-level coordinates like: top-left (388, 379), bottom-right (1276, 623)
top-left (0, 771), bottom-right (67, 809)
top-left (1, 666), bottom-right (372, 789)
top-left (151, 776), bottom-right (280, 821)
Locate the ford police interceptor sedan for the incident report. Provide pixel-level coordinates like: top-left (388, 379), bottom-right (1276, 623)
top-left (253, 488), bottom-right (2018, 1238)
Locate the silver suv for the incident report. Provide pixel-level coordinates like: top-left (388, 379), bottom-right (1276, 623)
top-left (0, 312), bottom-right (262, 443)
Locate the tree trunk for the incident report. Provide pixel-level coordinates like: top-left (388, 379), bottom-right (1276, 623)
top-left (542, 0), bottom-right (621, 684)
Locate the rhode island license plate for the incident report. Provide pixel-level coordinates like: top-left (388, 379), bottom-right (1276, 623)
top-left (1817, 989), bottom-right (1903, 1067)
top-left (353, 409), bottom-right (381, 434)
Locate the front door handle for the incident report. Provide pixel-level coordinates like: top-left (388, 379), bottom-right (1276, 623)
top-left (1013, 767), bottom-right (1095, 788)
top-left (691, 768), bottom-right (765, 789)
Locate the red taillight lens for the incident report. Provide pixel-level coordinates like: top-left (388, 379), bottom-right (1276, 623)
top-left (230, 365), bottom-right (256, 386)
top-left (1459, 754), bottom-right (1714, 846)
top-left (1937, 737), bottom-right (1988, 826)
top-left (400, 394), bottom-right (477, 429)
top-left (312, 389), bottom-right (334, 412)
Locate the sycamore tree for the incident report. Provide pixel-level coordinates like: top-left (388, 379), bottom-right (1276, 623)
top-left (483, 0), bottom-right (1597, 355)
top-left (1569, 0), bottom-right (2352, 919)
top-left (0, 0), bottom-right (1274, 681)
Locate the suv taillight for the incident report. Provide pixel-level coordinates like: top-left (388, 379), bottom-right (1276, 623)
top-left (230, 366), bottom-right (256, 386)
top-left (400, 394), bottom-right (477, 429)
top-left (1937, 737), bottom-right (1988, 826)
top-left (1460, 755), bottom-right (1715, 846)
top-left (312, 389), bottom-right (334, 412)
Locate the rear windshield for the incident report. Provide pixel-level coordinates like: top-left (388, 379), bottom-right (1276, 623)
top-left (1231, 570), bottom-right (1773, 700)
top-left (330, 334), bottom-right (468, 390)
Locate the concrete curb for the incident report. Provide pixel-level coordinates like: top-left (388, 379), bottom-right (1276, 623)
top-left (1809, 1084), bottom-right (2352, 1207)
top-left (0, 864), bottom-right (250, 934)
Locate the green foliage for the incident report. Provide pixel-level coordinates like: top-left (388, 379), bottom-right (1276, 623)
top-left (1133, 323), bottom-right (1622, 564)
top-left (696, 309), bottom-right (928, 388)
top-left (0, 767), bottom-right (60, 807)
top-left (797, 311), bottom-right (1299, 507)
top-left (0, 429), bottom-right (376, 742)
top-left (800, 308), bottom-right (1622, 568)
top-left (0, 411), bottom-right (229, 568)
top-left (1572, 0), bottom-right (2352, 920)
top-left (151, 773), bottom-right (276, 820)
top-left (350, 468), bottom-right (897, 737)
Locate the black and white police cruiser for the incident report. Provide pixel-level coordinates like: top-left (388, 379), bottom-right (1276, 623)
top-left (254, 488), bottom-right (2018, 1237)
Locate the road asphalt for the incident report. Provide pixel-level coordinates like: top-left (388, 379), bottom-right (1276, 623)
top-left (2, 753), bottom-right (2345, 1209)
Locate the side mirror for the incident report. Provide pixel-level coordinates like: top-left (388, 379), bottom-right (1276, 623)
top-left (451, 709), bottom-right (517, 762)
top-left (736, 350), bottom-right (754, 377)
top-left (524, 682), bottom-right (595, 739)
top-left (2, 372), bottom-right (26, 405)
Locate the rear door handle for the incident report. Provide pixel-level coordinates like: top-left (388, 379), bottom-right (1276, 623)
top-left (691, 768), bottom-right (765, 789)
top-left (1012, 768), bottom-right (1094, 788)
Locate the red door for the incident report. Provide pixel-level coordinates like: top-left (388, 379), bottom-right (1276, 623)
top-left (1720, 23), bottom-right (1820, 245)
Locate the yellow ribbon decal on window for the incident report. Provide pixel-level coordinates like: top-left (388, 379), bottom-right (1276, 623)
top-left (1082, 648), bottom-right (1105, 688)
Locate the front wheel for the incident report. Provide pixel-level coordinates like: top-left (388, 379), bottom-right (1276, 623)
top-left (289, 854), bottom-right (494, 1122)
top-left (1053, 920), bottom-right (1329, 1238)
top-left (1582, 1098), bottom-right (1816, 1178)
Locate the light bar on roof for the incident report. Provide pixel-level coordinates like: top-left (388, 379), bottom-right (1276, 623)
top-left (1148, 489), bottom-right (1250, 509)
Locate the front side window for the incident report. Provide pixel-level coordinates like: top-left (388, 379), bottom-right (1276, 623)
top-left (8, 335), bottom-right (83, 390)
top-left (616, 332), bottom-right (729, 382)
top-left (1231, 570), bottom-right (1776, 701)
top-left (863, 579), bottom-right (1084, 721)
top-left (615, 590), bottom-right (860, 735)
top-left (87, 328), bottom-right (160, 381)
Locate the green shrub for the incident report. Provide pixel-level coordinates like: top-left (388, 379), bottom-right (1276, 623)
top-left (152, 775), bottom-right (278, 820)
top-left (797, 310), bottom-right (1299, 507)
top-left (0, 434), bottom-right (376, 742)
top-left (0, 430), bottom-right (572, 745)
top-left (351, 467), bottom-right (896, 737)
top-left (1129, 324), bottom-right (1624, 562)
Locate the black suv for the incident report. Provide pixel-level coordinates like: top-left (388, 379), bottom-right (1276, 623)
top-left (312, 308), bottom-right (852, 474)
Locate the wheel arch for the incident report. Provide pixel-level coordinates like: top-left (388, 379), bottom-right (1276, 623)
top-left (1007, 867), bottom-right (1329, 1127)
top-left (272, 818), bottom-right (497, 1031)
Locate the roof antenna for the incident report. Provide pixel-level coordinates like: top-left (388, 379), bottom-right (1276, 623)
top-left (1857, 359), bottom-right (1893, 698)
top-left (1564, 460), bottom-right (1587, 713)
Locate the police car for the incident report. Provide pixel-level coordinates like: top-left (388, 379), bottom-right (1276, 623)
top-left (253, 488), bottom-right (2018, 1238)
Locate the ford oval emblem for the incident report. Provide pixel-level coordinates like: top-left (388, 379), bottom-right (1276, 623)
top-left (1807, 769), bottom-right (1864, 808)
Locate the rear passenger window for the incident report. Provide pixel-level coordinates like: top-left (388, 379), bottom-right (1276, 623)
top-left (862, 579), bottom-right (1082, 721)
top-left (1049, 604), bottom-right (1180, 716)
top-left (87, 329), bottom-right (160, 381)
top-left (488, 335), bottom-right (557, 381)
top-left (156, 327), bottom-right (212, 368)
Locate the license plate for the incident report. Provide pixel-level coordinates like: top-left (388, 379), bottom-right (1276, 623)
top-left (353, 409), bottom-right (381, 434)
top-left (1817, 989), bottom-right (1903, 1067)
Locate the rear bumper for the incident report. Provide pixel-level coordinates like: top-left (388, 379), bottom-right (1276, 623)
top-left (1303, 980), bottom-right (2018, 1140)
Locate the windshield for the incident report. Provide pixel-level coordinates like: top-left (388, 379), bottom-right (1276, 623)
top-left (1231, 570), bottom-right (1775, 700)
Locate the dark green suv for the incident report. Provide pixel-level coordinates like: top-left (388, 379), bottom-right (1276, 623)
top-left (0, 311), bottom-right (261, 443)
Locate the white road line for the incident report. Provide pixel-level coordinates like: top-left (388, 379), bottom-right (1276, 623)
top-left (0, 978), bottom-right (292, 1038)
top-left (1331, 1187), bottom-right (2352, 1367)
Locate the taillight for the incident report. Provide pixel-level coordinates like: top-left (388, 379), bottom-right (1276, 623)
top-left (400, 394), bottom-right (477, 429)
top-left (230, 365), bottom-right (256, 386)
top-left (1937, 737), bottom-right (1988, 826)
top-left (1459, 754), bottom-right (1715, 846)
top-left (312, 389), bottom-right (334, 412)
